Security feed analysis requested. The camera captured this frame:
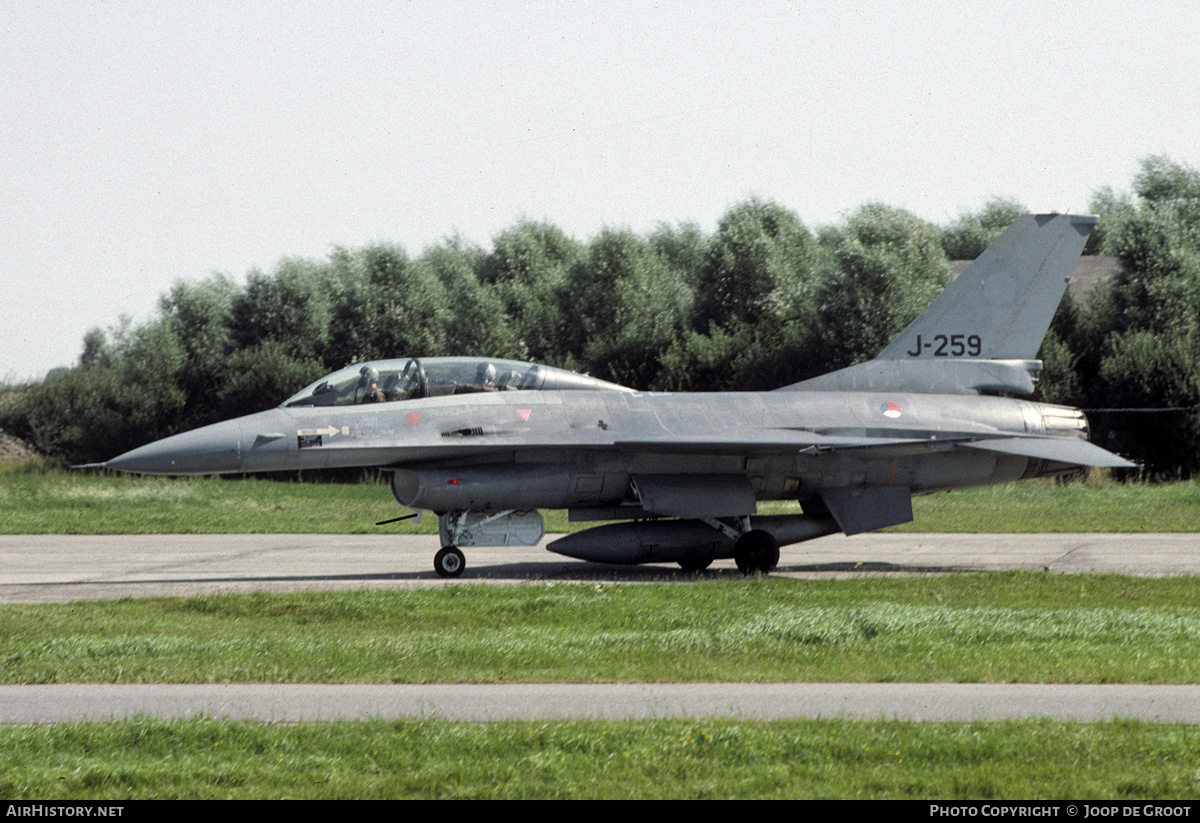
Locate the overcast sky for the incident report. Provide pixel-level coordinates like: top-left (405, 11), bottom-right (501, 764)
top-left (3, 1), bottom-right (1198, 382)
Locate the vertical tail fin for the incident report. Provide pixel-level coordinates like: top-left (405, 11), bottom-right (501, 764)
top-left (876, 213), bottom-right (1098, 361)
top-left (783, 213), bottom-right (1098, 395)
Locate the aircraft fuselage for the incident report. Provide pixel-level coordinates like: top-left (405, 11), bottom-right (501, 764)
top-left (108, 388), bottom-right (1082, 510)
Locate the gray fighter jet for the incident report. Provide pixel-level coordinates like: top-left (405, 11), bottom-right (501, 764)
top-left (102, 213), bottom-right (1133, 577)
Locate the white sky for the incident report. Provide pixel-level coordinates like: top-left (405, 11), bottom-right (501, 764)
top-left (3, 1), bottom-right (1198, 382)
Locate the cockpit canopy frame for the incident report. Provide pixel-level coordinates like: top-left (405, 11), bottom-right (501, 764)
top-left (282, 356), bottom-right (631, 408)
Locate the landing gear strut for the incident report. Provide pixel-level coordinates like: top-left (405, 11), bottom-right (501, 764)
top-left (434, 546), bottom-right (465, 578)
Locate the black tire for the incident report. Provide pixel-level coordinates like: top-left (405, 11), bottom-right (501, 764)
top-left (434, 546), bottom-right (465, 578)
top-left (734, 530), bottom-right (779, 574)
top-left (678, 558), bottom-right (713, 572)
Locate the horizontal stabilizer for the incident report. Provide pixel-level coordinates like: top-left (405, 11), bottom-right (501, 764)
top-left (962, 436), bottom-right (1136, 468)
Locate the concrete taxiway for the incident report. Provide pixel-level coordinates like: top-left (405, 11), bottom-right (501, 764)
top-left (5, 683), bottom-right (1200, 724)
top-left (2, 532), bottom-right (1197, 604)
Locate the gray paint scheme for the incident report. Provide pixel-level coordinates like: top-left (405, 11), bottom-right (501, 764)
top-left (878, 213), bottom-right (1096, 362)
top-left (101, 214), bottom-right (1133, 575)
top-left (788, 213), bottom-right (1097, 395)
top-left (632, 473), bottom-right (757, 518)
top-left (820, 486), bottom-right (914, 536)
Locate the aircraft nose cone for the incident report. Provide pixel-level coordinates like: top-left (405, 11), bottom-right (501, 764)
top-left (105, 418), bottom-right (244, 475)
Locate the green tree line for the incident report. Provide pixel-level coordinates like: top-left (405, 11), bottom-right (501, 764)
top-left (3, 156), bottom-right (1198, 476)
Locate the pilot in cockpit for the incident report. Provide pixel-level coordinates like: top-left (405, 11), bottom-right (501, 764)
top-left (357, 366), bottom-right (387, 403)
top-left (475, 362), bottom-right (497, 391)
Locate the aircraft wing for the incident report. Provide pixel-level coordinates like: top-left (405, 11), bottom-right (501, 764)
top-left (611, 429), bottom-right (926, 454)
top-left (614, 429), bottom-right (1135, 468)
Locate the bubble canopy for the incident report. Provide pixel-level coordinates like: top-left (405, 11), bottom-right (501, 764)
top-left (282, 357), bottom-right (631, 408)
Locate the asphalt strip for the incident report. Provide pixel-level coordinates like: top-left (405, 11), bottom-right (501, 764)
top-left (4, 683), bottom-right (1200, 724)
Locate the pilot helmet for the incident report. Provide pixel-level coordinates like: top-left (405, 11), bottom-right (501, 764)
top-left (358, 365), bottom-right (380, 388)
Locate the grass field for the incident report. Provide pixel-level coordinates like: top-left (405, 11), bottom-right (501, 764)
top-left (2, 462), bottom-right (1198, 534)
top-left (3, 575), bottom-right (1199, 684)
top-left (5, 716), bottom-right (1200, 799)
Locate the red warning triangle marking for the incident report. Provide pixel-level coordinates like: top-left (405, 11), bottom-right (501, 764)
top-left (406, 412), bottom-right (420, 425)
top-left (517, 409), bottom-right (531, 422)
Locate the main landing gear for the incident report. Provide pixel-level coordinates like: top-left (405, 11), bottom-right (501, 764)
top-left (697, 518), bottom-right (781, 574)
top-left (733, 529), bottom-right (780, 574)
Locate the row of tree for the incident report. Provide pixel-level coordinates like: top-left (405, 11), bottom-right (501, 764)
top-left (2, 156), bottom-right (1197, 476)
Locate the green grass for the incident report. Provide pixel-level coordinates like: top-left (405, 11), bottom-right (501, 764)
top-left (0, 462), bottom-right (398, 534)
top-left (2, 461), bottom-right (1198, 534)
top-left (3, 716), bottom-right (1199, 799)
top-left (3, 575), bottom-right (1199, 684)
top-left (897, 477), bottom-right (1200, 533)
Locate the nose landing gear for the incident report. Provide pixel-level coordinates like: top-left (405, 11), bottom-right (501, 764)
top-left (433, 545), bottom-right (465, 578)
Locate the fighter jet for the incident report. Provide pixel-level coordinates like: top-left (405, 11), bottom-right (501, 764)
top-left (101, 213), bottom-right (1133, 577)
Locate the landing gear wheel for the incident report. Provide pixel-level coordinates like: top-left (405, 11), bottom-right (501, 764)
top-left (678, 558), bottom-right (713, 571)
top-left (434, 546), bottom-right (465, 578)
top-left (734, 530), bottom-right (779, 575)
